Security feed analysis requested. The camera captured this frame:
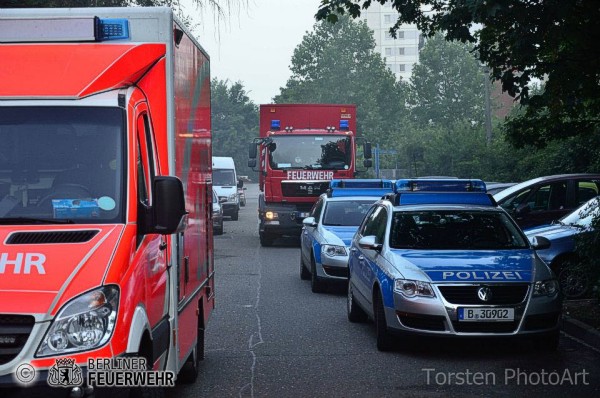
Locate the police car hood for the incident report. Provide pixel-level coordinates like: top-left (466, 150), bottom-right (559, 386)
top-left (0, 225), bottom-right (123, 315)
top-left (389, 249), bottom-right (535, 283)
top-left (322, 225), bottom-right (359, 246)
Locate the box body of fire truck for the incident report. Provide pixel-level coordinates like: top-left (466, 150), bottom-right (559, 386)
top-left (0, 7), bottom-right (213, 392)
top-left (248, 104), bottom-right (371, 246)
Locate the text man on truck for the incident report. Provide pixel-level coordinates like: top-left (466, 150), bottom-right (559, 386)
top-left (0, 7), bottom-right (214, 393)
top-left (248, 104), bottom-right (372, 246)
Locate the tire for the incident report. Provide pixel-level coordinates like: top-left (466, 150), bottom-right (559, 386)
top-left (310, 255), bottom-right (326, 293)
top-left (129, 350), bottom-right (166, 398)
top-left (214, 226), bottom-right (223, 236)
top-left (557, 263), bottom-right (590, 299)
top-left (300, 254), bottom-right (310, 280)
top-left (178, 325), bottom-right (205, 383)
top-left (260, 232), bottom-right (274, 247)
top-left (374, 290), bottom-right (394, 351)
top-left (231, 210), bottom-right (239, 221)
top-left (347, 278), bottom-right (368, 323)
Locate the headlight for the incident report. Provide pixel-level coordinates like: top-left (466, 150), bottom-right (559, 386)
top-left (37, 286), bottom-right (119, 357)
top-left (394, 279), bottom-right (435, 298)
top-left (228, 193), bottom-right (238, 201)
top-left (322, 244), bottom-right (347, 257)
top-left (265, 211), bottom-right (278, 220)
top-left (533, 279), bottom-right (560, 296)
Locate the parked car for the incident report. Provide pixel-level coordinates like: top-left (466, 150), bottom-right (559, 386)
top-left (525, 196), bottom-right (599, 298)
top-left (300, 179), bottom-right (394, 293)
top-left (348, 179), bottom-right (562, 351)
top-left (493, 174), bottom-right (600, 229)
top-left (486, 182), bottom-right (518, 195)
top-left (212, 189), bottom-right (224, 235)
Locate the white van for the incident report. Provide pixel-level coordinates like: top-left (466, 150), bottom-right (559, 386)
top-left (212, 156), bottom-right (240, 220)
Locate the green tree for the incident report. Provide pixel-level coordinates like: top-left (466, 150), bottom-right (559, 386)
top-left (316, 0), bottom-right (600, 148)
top-left (409, 34), bottom-right (485, 127)
top-left (211, 78), bottom-right (258, 178)
top-left (275, 15), bottom-right (409, 153)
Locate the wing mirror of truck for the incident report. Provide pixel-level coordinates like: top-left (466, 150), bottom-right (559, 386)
top-left (143, 176), bottom-right (188, 235)
top-left (363, 159), bottom-right (373, 168)
top-left (363, 142), bottom-right (372, 159)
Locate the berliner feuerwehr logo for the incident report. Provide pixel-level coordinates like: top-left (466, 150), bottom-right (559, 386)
top-left (47, 358), bottom-right (83, 387)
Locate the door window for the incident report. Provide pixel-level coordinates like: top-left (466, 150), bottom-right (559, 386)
top-left (576, 180), bottom-right (599, 205)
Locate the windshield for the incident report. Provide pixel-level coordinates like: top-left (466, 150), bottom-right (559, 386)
top-left (390, 210), bottom-right (528, 250)
top-left (561, 197), bottom-right (600, 228)
top-left (213, 169), bottom-right (236, 186)
top-left (323, 200), bottom-right (374, 226)
top-left (268, 135), bottom-right (351, 170)
top-left (0, 107), bottom-right (124, 224)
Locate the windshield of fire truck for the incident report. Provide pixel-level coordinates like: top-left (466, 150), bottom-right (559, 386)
top-left (268, 135), bottom-right (352, 170)
top-left (0, 107), bottom-right (124, 224)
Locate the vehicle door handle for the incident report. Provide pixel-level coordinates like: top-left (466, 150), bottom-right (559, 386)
top-left (303, 230), bottom-right (308, 235)
top-left (350, 247), bottom-right (357, 252)
top-left (358, 255), bottom-right (364, 260)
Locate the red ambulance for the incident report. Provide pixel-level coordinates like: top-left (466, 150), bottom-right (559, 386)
top-left (0, 7), bottom-right (214, 392)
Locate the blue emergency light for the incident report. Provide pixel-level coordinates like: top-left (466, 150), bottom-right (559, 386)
top-left (328, 179), bottom-right (393, 198)
top-left (339, 120), bottom-right (349, 130)
top-left (96, 18), bottom-right (130, 41)
top-left (394, 179), bottom-right (487, 193)
top-left (271, 120), bottom-right (281, 130)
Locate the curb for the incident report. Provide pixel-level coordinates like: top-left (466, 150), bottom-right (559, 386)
top-left (562, 315), bottom-right (600, 350)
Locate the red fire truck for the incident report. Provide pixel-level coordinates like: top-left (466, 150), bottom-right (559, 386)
top-left (0, 7), bottom-right (213, 392)
top-left (248, 104), bottom-right (372, 246)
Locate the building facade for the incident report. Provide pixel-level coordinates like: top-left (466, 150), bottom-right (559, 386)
top-left (361, 2), bottom-right (421, 81)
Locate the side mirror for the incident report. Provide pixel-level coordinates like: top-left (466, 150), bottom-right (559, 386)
top-left (530, 236), bottom-right (551, 250)
top-left (141, 176), bottom-right (188, 235)
top-left (237, 179), bottom-right (244, 188)
top-left (358, 235), bottom-right (382, 251)
top-left (363, 142), bottom-right (372, 159)
top-left (248, 142), bottom-right (257, 159)
top-left (302, 216), bottom-right (317, 227)
top-left (363, 159), bottom-right (372, 168)
top-left (516, 203), bottom-right (531, 215)
top-left (248, 158), bottom-right (256, 168)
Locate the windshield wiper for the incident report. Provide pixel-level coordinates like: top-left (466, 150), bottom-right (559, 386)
top-left (0, 217), bottom-right (75, 225)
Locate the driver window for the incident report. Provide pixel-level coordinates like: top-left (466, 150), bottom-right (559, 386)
top-left (310, 198), bottom-right (324, 221)
top-left (136, 113), bottom-right (156, 207)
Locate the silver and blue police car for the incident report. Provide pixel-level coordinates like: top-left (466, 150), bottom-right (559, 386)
top-left (347, 179), bottom-right (563, 351)
top-left (300, 179), bottom-right (394, 293)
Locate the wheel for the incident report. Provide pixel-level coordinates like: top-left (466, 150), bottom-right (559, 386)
top-left (300, 254), bottom-right (310, 280)
top-left (178, 325), bottom-right (205, 383)
top-left (214, 226), bottom-right (223, 236)
top-left (231, 210), bottom-right (239, 221)
top-left (557, 262), bottom-right (590, 299)
top-left (260, 232), bottom-right (274, 247)
top-left (535, 330), bottom-right (560, 351)
top-left (374, 290), bottom-right (394, 351)
top-left (347, 278), bottom-right (368, 323)
top-left (310, 255), bottom-right (326, 293)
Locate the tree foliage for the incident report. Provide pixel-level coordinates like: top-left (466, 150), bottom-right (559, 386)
top-left (275, 15), bottom-right (408, 151)
top-left (409, 34), bottom-right (485, 127)
top-left (211, 78), bottom-right (258, 178)
top-left (316, 0), bottom-right (600, 148)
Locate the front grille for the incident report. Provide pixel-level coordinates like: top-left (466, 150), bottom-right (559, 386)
top-left (322, 266), bottom-right (348, 278)
top-left (7, 230), bottom-right (98, 244)
top-left (452, 320), bottom-right (519, 333)
top-left (438, 284), bottom-right (529, 305)
top-left (281, 181), bottom-right (330, 198)
top-left (397, 312), bottom-right (446, 331)
top-left (522, 313), bottom-right (561, 331)
top-left (0, 315), bottom-right (35, 365)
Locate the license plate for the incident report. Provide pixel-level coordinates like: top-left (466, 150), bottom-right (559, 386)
top-left (458, 308), bottom-right (514, 322)
top-left (297, 212), bottom-right (310, 218)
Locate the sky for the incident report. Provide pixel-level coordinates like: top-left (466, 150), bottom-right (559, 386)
top-left (182, 0), bottom-right (323, 105)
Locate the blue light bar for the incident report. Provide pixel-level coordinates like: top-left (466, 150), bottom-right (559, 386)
top-left (329, 179), bottom-right (394, 198)
top-left (395, 179), bottom-right (487, 193)
top-left (398, 192), bottom-right (494, 206)
top-left (331, 179), bottom-right (393, 189)
top-left (270, 120), bottom-right (281, 130)
top-left (96, 18), bottom-right (129, 41)
top-left (340, 120), bottom-right (349, 130)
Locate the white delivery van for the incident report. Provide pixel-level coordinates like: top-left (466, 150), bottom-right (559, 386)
top-left (212, 156), bottom-right (241, 220)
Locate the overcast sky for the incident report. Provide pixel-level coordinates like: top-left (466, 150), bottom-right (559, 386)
top-left (183, 0), bottom-right (322, 105)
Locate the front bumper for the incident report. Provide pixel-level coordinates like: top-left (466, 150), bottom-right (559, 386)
top-left (221, 202), bottom-right (238, 217)
top-left (315, 255), bottom-right (349, 280)
top-left (384, 283), bottom-right (562, 337)
top-left (259, 203), bottom-right (312, 238)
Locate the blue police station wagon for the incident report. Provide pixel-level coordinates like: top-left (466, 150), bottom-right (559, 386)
top-left (300, 179), bottom-right (394, 293)
top-left (347, 179), bottom-right (563, 351)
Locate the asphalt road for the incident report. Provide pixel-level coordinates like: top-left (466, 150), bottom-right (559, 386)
top-left (168, 183), bottom-right (600, 398)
